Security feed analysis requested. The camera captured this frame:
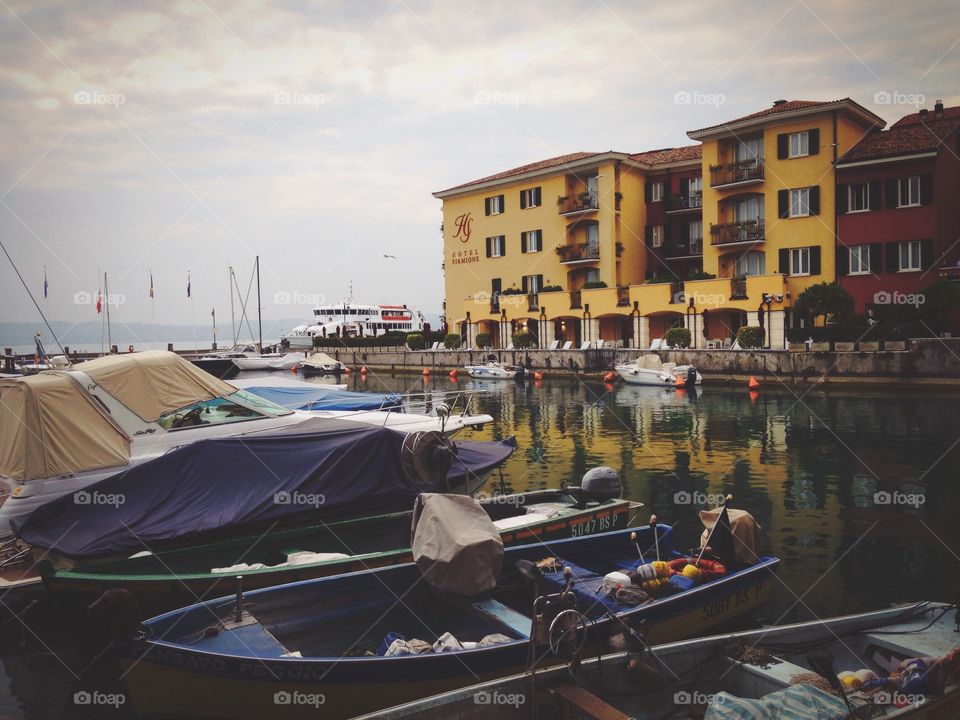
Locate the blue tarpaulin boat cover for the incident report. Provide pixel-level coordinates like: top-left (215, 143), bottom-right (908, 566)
top-left (242, 385), bottom-right (403, 412)
top-left (16, 418), bottom-right (516, 560)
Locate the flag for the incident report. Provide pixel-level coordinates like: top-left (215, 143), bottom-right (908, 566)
top-left (43, 266), bottom-right (48, 299)
top-left (187, 271), bottom-right (191, 298)
top-left (96, 288), bottom-right (102, 314)
top-left (149, 271), bottom-right (155, 299)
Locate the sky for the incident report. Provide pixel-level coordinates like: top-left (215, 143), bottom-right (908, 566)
top-left (1, 0), bottom-right (958, 340)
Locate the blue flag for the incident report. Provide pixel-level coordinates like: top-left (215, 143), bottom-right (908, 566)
top-left (43, 266), bottom-right (48, 298)
top-left (187, 271), bottom-right (191, 298)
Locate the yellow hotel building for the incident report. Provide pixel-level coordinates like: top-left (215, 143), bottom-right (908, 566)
top-left (434, 99), bottom-right (885, 350)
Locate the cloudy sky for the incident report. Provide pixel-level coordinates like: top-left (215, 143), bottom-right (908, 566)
top-left (1, 0), bottom-right (957, 337)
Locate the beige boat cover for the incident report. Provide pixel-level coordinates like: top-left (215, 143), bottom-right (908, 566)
top-left (699, 508), bottom-right (763, 565)
top-left (301, 352), bottom-right (340, 369)
top-left (73, 351), bottom-right (235, 422)
top-left (0, 374), bottom-right (130, 481)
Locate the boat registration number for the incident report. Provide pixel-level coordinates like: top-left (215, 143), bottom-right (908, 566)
top-left (569, 512), bottom-right (621, 538)
top-left (702, 583), bottom-right (763, 621)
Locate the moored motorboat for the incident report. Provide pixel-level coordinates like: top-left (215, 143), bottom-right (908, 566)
top-left (615, 353), bottom-right (702, 387)
top-left (115, 505), bottom-right (778, 719)
top-left (359, 601), bottom-right (959, 720)
top-left (464, 354), bottom-right (530, 380)
top-left (298, 351), bottom-right (346, 374)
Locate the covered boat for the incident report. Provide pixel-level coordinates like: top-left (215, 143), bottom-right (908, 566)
top-left (17, 417), bottom-right (516, 563)
top-left (298, 351), bottom-right (345, 374)
top-left (238, 383), bottom-right (404, 411)
top-left (117, 520), bottom-right (780, 719)
top-left (615, 354), bottom-right (702, 387)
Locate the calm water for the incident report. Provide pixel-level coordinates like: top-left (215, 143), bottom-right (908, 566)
top-left (1, 372), bottom-right (958, 718)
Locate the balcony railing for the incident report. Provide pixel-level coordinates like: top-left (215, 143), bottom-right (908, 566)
top-left (616, 286), bottom-right (630, 306)
top-left (667, 192), bottom-right (703, 212)
top-left (556, 243), bottom-right (601, 263)
top-left (570, 290), bottom-right (582, 309)
top-left (709, 158), bottom-right (764, 187)
top-left (730, 277), bottom-right (748, 300)
top-left (710, 220), bottom-right (765, 246)
top-left (558, 192), bottom-right (599, 215)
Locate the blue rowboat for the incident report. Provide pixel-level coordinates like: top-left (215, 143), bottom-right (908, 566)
top-left (118, 526), bottom-right (780, 719)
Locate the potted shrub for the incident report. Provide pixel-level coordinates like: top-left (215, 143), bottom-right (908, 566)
top-left (443, 333), bottom-right (461, 349)
top-left (512, 331), bottom-right (535, 349)
top-left (581, 280), bottom-right (608, 290)
top-left (665, 327), bottom-right (691, 349)
top-left (474, 333), bottom-right (491, 348)
top-left (736, 326), bottom-right (764, 349)
top-left (406, 332), bottom-right (426, 350)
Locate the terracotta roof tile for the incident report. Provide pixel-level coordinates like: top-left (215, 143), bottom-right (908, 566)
top-left (891, 105), bottom-right (960, 128)
top-left (435, 151), bottom-right (610, 194)
top-left (840, 115), bottom-right (960, 163)
top-left (689, 99), bottom-right (845, 135)
top-left (628, 145), bottom-right (702, 165)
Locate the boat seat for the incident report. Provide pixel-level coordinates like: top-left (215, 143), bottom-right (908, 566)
top-left (549, 684), bottom-right (632, 720)
top-left (471, 598), bottom-right (531, 638)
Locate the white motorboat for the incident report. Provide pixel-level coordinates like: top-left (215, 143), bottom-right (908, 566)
top-left (298, 351), bottom-right (345, 374)
top-left (267, 352), bottom-right (305, 370)
top-left (615, 353), bottom-right (702, 387)
top-left (464, 354), bottom-right (530, 380)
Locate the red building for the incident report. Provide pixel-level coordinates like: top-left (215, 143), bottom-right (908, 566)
top-left (837, 100), bottom-right (960, 323)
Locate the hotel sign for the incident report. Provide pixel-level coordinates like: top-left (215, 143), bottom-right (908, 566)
top-left (453, 213), bottom-right (472, 243)
top-left (449, 212), bottom-right (479, 264)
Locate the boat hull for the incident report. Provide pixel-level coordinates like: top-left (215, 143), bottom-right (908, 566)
top-left (189, 357), bottom-right (238, 380)
top-left (615, 364), bottom-right (702, 387)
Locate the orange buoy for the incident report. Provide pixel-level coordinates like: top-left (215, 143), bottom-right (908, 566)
top-left (675, 375), bottom-right (686, 388)
top-left (534, 379), bottom-right (543, 388)
top-left (344, 367), bottom-right (352, 374)
top-left (533, 371), bottom-right (543, 381)
top-left (748, 376), bottom-right (760, 390)
top-left (422, 367), bottom-right (430, 376)
top-left (603, 371), bottom-right (616, 383)
top-left (290, 366), bottom-right (298, 374)
top-left (360, 366), bottom-right (367, 373)
top-left (749, 390), bottom-right (759, 403)
top-left (449, 369), bottom-right (458, 380)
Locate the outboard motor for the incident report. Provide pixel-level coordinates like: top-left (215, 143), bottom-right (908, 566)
top-left (686, 366), bottom-right (697, 387)
top-left (578, 466), bottom-right (622, 504)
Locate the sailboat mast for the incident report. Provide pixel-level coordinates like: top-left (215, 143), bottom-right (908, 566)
top-left (229, 266), bottom-right (236, 347)
top-left (256, 255), bottom-right (262, 350)
top-left (104, 271), bottom-right (113, 352)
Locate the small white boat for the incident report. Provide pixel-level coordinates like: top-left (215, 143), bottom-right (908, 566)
top-left (464, 354), bottom-right (529, 380)
top-left (615, 353), bottom-right (702, 387)
top-left (267, 352), bottom-right (305, 370)
top-left (231, 356), bottom-right (273, 371)
top-left (298, 351), bottom-right (345, 374)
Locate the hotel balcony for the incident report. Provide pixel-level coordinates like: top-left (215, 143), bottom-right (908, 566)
top-left (709, 159), bottom-right (764, 188)
top-left (710, 220), bottom-right (765, 247)
top-left (558, 192), bottom-right (599, 216)
top-left (556, 243), bottom-right (601, 264)
top-left (666, 192), bottom-right (703, 214)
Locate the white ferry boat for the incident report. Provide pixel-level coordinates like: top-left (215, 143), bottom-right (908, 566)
top-left (284, 303), bottom-right (425, 348)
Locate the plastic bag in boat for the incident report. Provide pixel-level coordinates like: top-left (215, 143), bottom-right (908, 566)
top-left (703, 684), bottom-right (846, 719)
top-left (411, 493), bottom-right (503, 597)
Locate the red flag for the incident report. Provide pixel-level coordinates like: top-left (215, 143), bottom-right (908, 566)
top-left (96, 289), bottom-right (102, 314)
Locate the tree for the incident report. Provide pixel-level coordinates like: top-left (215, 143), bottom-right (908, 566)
top-left (794, 282), bottom-right (854, 324)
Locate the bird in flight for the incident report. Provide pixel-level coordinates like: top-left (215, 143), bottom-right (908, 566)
top-left (382, 253), bottom-right (398, 259)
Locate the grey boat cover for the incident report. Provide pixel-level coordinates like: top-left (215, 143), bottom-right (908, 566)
top-left (704, 685), bottom-right (846, 720)
top-left (411, 493), bottom-right (503, 596)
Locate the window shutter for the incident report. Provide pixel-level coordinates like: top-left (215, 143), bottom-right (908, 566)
top-left (869, 180), bottom-right (881, 210)
top-left (777, 134), bottom-right (788, 159)
top-left (886, 242), bottom-right (899, 272)
top-left (778, 190), bottom-right (789, 218)
top-left (809, 185), bottom-right (820, 215)
top-left (808, 128), bottom-right (820, 155)
top-left (884, 178), bottom-right (897, 209)
top-left (484, 198), bottom-right (491, 216)
top-left (499, 235), bottom-right (505, 256)
top-left (644, 225), bottom-right (653, 247)
top-left (537, 229), bottom-right (543, 249)
top-left (779, 248), bottom-right (789, 274)
top-left (485, 237), bottom-right (492, 258)
top-left (520, 191), bottom-right (527, 210)
top-left (498, 194), bottom-right (505, 211)
top-left (810, 246), bottom-right (821, 275)
top-left (836, 245), bottom-right (849, 276)
top-left (921, 238), bottom-right (935, 269)
top-left (521, 276), bottom-right (528, 293)
top-left (534, 187), bottom-right (541, 206)
top-left (869, 243), bottom-right (882, 273)
top-left (836, 184), bottom-right (848, 214)
top-left (920, 174), bottom-right (933, 205)
top-left (644, 183), bottom-right (652, 203)
top-left (520, 232), bottom-right (527, 253)
top-left (537, 274), bottom-right (543, 290)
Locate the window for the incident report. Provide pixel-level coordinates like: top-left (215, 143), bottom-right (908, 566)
top-left (689, 221), bottom-right (703, 256)
top-left (688, 177), bottom-right (702, 195)
top-left (584, 269), bottom-right (600, 284)
top-left (847, 183), bottom-right (869, 213)
top-left (586, 223), bottom-right (599, 247)
top-left (486, 235), bottom-right (505, 257)
top-left (523, 274), bottom-right (543, 293)
top-left (849, 246), bottom-right (871, 275)
top-left (897, 176), bottom-right (920, 207)
top-left (651, 225), bottom-right (664, 247)
top-left (735, 252), bottom-right (765, 277)
top-left (158, 391), bottom-right (291, 429)
top-left (899, 240), bottom-right (921, 271)
top-left (735, 138), bottom-right (762, 162)
top-left (650, 181), bottom-right (664, 202)
top-left (521, 229), bottom-right (542, 253)
top-left (520, 187), bottom-right (541, 209)
top-left (735, 196), bottom-right (763, 221)
top-left (789, 247), bottom-right (810, 276)
top-left (485, 194), bottom-right (504, 215)
top-left (789, 131), bottom-right (809, 158)
top-left (789, 188), bottom-right (810, 217)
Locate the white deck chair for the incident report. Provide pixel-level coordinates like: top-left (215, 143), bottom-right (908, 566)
top-left (730, 338), bottom-right (741, 350)
top-left (580, 341), bottom-right (592, 350)
top-left (649, 338), bottom-right (664, 350)
top-left (548, 340), bottom-right (560, 350)
top-left (561, 340), bottom-right (573, 350)
top-left (505, 343), bottom-right (514, 350)
top-left (430, 341), bottom-right (441, 350)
